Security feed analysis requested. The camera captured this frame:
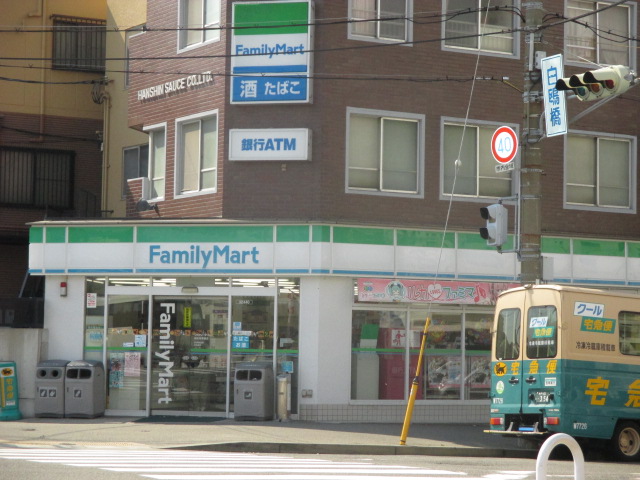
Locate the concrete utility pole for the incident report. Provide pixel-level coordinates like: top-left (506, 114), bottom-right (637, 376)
top-left (519, 2), bottom-right (545, 284)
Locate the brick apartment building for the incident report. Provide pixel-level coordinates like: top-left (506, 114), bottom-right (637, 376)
top-left (15, 1), bottom-right (640, 422)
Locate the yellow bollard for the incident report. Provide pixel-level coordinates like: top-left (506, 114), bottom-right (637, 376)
top-left (400, 318), bottom-right (431, 445)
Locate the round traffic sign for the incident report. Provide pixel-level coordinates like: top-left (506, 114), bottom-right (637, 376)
top-left (491, 126), bottom-right (518, 164)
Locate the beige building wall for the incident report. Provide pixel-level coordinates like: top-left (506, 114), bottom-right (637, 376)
top-left (103, 0), bottom-right (148, 217)
top-left (0, 0), bottom-right (106, 119)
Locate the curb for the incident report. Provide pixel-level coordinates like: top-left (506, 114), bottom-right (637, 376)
top-left (174, 442), bottom-right (538, 458)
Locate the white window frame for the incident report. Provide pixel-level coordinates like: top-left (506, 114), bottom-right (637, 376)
top-left (440, 118), bottom-right (518, 202)
top-left (122, 144), bottom-right (149, 199)
top-left (441, 0), bottom-right (520, 58)
top-left (564, 130), bottom-right (636, 214)
top-left (143, 123), bottom-right (167, 201)
top-left (174, 110), bottom-right (218, 198)
top-left (178, 0), bottom-right (221, 52)
top-left (345, 107), bottom-right (424, 198)
top-left (564, 0), bottom-right (636, 69)
top-left (348, 0), bottom-right (413, 44)
top-left (125, 25), bottom-right (145, 89)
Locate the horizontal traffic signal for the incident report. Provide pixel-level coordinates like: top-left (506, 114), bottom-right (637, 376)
top-left (555, 65), bottom-right (635, 101)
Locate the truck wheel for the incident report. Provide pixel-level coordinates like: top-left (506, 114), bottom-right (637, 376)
top-left (611, 421), bottom-right (640, 461)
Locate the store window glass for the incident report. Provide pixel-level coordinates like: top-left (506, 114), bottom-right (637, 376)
top-left (351, 310), bottom-right (407, 400)
top-left (464, 313), bottom-right (492, 399)
top-left (419, 313), bottom-right (462, 399)
top-left (84, 278), bottom-right (105, 362)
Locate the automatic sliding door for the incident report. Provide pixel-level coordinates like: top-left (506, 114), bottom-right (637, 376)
top-left (106, 295), bottom-right (149, 412)
top-left (151, 296), bottom-right (228, 414)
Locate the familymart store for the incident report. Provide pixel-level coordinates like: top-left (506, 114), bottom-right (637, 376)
top-left (27, 220), bottom-right (524, 422)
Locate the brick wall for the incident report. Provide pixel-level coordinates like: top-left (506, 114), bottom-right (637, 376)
top-left (125, 0), bottom-right (640, 239)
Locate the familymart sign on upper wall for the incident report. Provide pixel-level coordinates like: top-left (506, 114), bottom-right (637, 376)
top-left (231, 1), bottom-right (313, 104)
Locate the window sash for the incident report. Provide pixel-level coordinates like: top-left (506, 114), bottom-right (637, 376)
top-left (180, 0), bottom-right (221, 49)
top-left (149, 129), bottom-right (166, 199)
top-left (351, 0), bottom-right (408, 41)
top-left (444, 0), bottom-right (514, 54)
top-left (443, 124), bottom-right (512, 197)
top-left (566, 135), bottom-right (631, 208)
top-left (125, 25), bottom-right (145, 88)
top-left (178, 116), bottom-right (218, 194)
top-left (123, 145), bottom-right (149, 197)
top-left (348, 114), bottom-right (419, 194)
top-left (566, 1), bottom-right (631, 65)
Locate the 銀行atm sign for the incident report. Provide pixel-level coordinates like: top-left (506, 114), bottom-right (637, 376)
top-left (231, 1), bottom-right (314, 104)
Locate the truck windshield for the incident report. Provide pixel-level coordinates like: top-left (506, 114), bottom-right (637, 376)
top-left (496, 308), bottom-right (520, 360)
top-left (526, 305), bottom-right (557, 359)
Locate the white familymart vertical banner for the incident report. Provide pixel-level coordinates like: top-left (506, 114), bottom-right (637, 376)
top-left (231, 1), bottom-right (313, 104)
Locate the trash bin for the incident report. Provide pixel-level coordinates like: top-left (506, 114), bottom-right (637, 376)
top-left (34, 360), bottom-right (69, 418)
top-left (234, 362), bottom-right (274, 421)
top-left (0, 361), bottom-right (21, 421)
top-left (64, 360), bottom-right (105, 418)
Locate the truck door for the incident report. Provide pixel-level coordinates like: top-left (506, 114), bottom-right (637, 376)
top-left (521, 301), bottom-right (558, 430)
top-left (492, 305), bottom-right (525, 428)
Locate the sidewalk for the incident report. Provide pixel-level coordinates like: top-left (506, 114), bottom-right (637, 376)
top-left (0, 417), bottom-right (537, 458)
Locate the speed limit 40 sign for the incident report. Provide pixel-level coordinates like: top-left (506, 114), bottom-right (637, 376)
top-left (491, 126), bottom-right (518, 164)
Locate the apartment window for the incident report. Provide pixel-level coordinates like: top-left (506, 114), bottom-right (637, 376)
top-left (566, 133), bottom-right (634, 211)
top-left (444, 0), bottom-right (516, 55)
top-left (176, 113), bottom-right (218, 195)
top-left (125, 25), bottom-right (145, 88)
top-left (347, 108), bottom-right (422, 196)
top-left (350, 0), bottom-right (410, 42)
top-left (52, 15), bottom-right (106, 72)
top-left (566, 0), bottom-right (632, 66)
top-left (122, 145), bottom-right (149, 198)
top-left (442, 122), bottom-right (513, 198)
top-left (0, 147), bottom-right (73, 209)
top-left (179, 0), bottom-right (221, 50)
top-left (143, 126), bottom-right (166, 199)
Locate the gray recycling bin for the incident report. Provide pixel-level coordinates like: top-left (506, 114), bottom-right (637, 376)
top-left (234, 362), bottom-right (274, 421)
top-left (64, 360), bottom-right (105, 418)
top-left (35, 360), bottom-right (69, 418)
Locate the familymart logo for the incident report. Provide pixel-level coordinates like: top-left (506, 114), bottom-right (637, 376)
top-left (149, 244), bottom-right (260, 268)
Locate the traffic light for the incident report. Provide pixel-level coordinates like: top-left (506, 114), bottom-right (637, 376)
top-left (480, 204), bottom-right (507, 247)
top-left (555, 65), bottom-right (635, 101)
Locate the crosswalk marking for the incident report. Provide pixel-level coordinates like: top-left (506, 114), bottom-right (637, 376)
top-left (0, 447), bottom-right (529, 480)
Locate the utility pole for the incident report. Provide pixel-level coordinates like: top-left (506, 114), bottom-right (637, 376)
top-left (519, 2), bottom-right (545, 284)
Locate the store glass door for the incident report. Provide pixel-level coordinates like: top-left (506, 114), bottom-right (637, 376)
top-left (151, 296), bottom-right (228, 415)
top-left (106, 295), bottom-right (149, 412)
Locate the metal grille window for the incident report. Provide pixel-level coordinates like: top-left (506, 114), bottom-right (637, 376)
top-left (0, 148), bottom-right (74, 209)
top-left (52, 15), bottom-right (106, 72)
